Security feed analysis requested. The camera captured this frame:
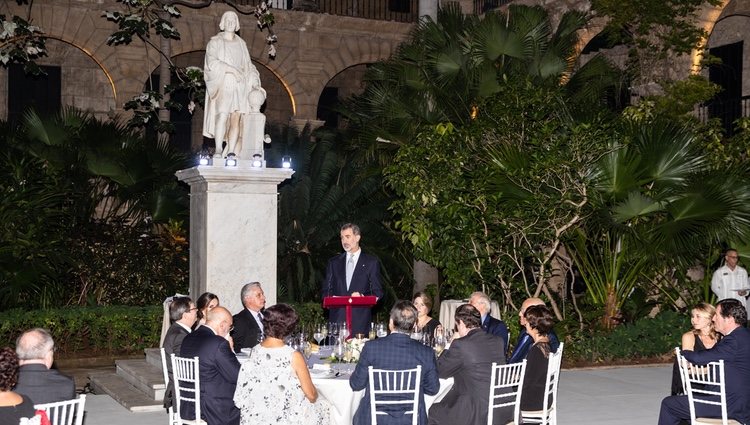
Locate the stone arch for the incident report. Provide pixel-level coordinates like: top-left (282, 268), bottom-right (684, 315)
top-left (317, 63), bottom-right (371, 128)
top-left (0, 37), bottom-right (116, 122)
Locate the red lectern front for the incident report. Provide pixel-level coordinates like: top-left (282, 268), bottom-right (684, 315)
top-left (323, 295), bottom-right (378, 335)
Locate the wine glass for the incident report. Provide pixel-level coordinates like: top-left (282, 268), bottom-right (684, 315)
top-left (411, 324), bottom-right (423, 341)
top-left (433, 330), bottom-right (446, 355)
top-left (376, 323), bottom-right (387, 338)
top-left (329, 322), bottom-right (339, 345)
top-left (333, 338), bottom-right (344, 360)
top-left (368, 322), bottom-right (377, 340)
top-left (313, 324), bottom-right (325, 345)
top-left (340, 322), bottom-right (350, 340)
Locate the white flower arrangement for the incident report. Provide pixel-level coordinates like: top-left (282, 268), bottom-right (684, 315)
top-left (344, 337), bottom-right (368, 362)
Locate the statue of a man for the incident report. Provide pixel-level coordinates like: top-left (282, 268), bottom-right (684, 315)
top-left (202, 11), bottom-right (262, 159)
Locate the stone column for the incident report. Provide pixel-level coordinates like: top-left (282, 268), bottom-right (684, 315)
top-left (176, 164), bottom-right (294, 316)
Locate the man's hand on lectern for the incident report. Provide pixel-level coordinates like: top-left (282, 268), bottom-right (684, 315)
top-left (351, 292), bottom-right (362, 297)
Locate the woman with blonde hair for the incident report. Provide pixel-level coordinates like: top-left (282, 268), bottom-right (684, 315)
top-left (670, 302), bottom-right (721, 395)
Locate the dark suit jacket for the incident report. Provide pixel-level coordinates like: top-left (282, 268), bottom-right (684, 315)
top-left (13, 363), bottom-right (76, 405)
top-left (482, 315), bottom-right (509, 353)
top-left (231, 308), bottom-right (262, 353)
top-left (428, 328), bottom-right (511, 425)
top-left (322, 251), bottom-right (384, 335)
top-left (162, 322), bottom-right (190, 408)
top-left (508, 328), bottom-right (560, 364)
top-left (180, 325), bottom-right (241, 425)
top-left (350, 332), bottom-right (440, 425)
top-left (682, 326), bottom-right (750, 424)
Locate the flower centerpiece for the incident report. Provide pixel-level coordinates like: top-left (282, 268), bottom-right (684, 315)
top-left (343, 336), bottom-right (368, 362)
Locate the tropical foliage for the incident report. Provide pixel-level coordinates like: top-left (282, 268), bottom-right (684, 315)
top-left (0, 109), bottom-right (190, 310)
top-left (268, 125), bottom-right (410, 303)
top-left (342, 3), bottom-right (620, 162)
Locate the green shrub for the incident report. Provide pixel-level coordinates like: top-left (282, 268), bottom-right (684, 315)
top-left (0, 305), bottom-right (162, 356)
top-left (565, 310), bottom-right (689, 362)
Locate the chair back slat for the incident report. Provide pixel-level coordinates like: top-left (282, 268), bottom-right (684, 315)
top-left (521, 342), bottom-right (564, 425)
top-left (171, 353), bottom-right (205, 425)
top-left (487, 359), bottom-right (527, 425)
top-left (368, 365), bottom-right (422, 425)
top-left (34, 394), bottom-right (86, 425)
top-left (676, 350), bottom-right (736, 425)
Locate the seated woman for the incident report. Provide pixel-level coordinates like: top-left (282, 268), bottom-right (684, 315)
top-left (0, 347), bottom-right (36, 424)
top-left (670, 302), bottom-right (721, 395)
top-left (194, 292), bottom-right (219, 329)
top-left (520, 305), bottom-right (556, 412)
top-left (413, 292), bottom-right (441, 338)
top-left (233, 304), bottom-right (329, 425)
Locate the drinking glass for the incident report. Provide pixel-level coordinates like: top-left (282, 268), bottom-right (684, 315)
top-left (313, 324), bottom-right (325, 345)
top-left (368, 322), bottom-right (377, 340)
top-left (340, 322), bottom-right (350, 340)
top-left (376, 323), bottom-right (387, 338)
top-left (433, 330), bottom-right (446, 355)
top-left (333, 338), bottom-right (345, 360)
top-left (411, 324), bottom-right (423, 341)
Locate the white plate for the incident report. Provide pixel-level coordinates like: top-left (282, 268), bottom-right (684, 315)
top-left (309, 368), bottom-right (335, 378)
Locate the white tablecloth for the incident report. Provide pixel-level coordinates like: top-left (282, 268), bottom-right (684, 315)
top-left (313, 372), bottom-right (453, 425)
top-left (238, 349), bottom-right (453, 425)
top-left (439, 299), bottom-right (501, 329)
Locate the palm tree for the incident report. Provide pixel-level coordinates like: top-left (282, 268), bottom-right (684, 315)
top-left (574, 117), bottom-right (750, 328)
top-left (20, 108), bottom-right (190, 224)
top-left (268, 126), bottom-right (406, 303)
top-left (342, 2), bottom-right (621, 162)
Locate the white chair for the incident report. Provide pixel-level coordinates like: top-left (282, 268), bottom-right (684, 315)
top-left (368, 365), bottom-right (422, 425)
top-left (674, 347), bottom-right (687, 395)
top-left (170, 354), bottom-right (206, 425)
top-left (675, 351), bottom-right (741, 425)
top-left (488, 359), bottom-right (527, 425)
top-left (161, 347), bottom-right (175, 424)
top-left (34, 394), bottom-right (86, 425)
top-left (521, 342), bottom-right (564, 425)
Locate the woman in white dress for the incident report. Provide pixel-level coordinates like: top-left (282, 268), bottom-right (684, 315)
top-left (233, 303), bottom-right (329, 425)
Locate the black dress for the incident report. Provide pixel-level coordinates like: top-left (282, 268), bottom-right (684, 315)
top-left (422, 317), bottom-right (441, 339)
top-left (0, 394), bottom-right (36, 424)
top-left (670, 334), bottom-right (714, 395)
top-left (520, 343), bottom-right (553, 411)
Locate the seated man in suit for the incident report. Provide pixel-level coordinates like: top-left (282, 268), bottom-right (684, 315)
top-left (162, 296), bottom-right (197, 410)
top-left (508, 297), bottom-right (559, 363)
top-left (180, 306), bottom-right (241, 425)
top-left (350, 301), bottom-right (440, 425)
top-left (429, 304), bottom-right (511, 425)
top-left (469, 291), bottom-right (509, 352)
top-left (231, 282), bottom-right (266, 353)
top-left (14, 328), bottom-right (75, 405)
top-left (658, 298), bottom-right (750, 425)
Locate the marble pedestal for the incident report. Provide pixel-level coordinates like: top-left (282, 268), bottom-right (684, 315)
top-left (176, 164), bottom-right (293, 315)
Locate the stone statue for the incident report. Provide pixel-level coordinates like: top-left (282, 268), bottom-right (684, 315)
top-left (203, 11), bottom-right (265, 159)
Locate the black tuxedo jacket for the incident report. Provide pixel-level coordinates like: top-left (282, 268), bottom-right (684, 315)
top-left (180, 325), bottom-right (240, 425)
top-left (14, 363), bottom-right (75, 405)
top-left (162, 322), bottom-right (190, 408)
top-left (231, 308), bottom-right (263, 353)
top-left (322, 251), bottom-right (384, 334)
top-left (429, 328), bottom-right (511, 425)
top-left (482, 314), bottom-right (509, 353)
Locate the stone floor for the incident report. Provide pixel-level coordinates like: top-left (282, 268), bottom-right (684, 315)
top-left (75, 364), bottom-right (672, 425)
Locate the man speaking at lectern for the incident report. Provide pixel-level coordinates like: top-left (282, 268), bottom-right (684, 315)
top-left (322, 223), bottom-right (384, 335)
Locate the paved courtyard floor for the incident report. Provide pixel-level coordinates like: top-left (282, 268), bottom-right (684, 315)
top-left (81, 364), bottom-right (671, 425)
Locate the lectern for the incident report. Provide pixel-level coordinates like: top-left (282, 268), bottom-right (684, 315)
top-left (323, 295), bottom-right (377, 335)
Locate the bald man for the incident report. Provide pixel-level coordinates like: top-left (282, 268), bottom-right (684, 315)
top-left (508, 298), bottom-right (560, 363)
top-left (180, 306), bottom-right (240, 425)
top-left (14, 328), bottom-right (75, 404)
